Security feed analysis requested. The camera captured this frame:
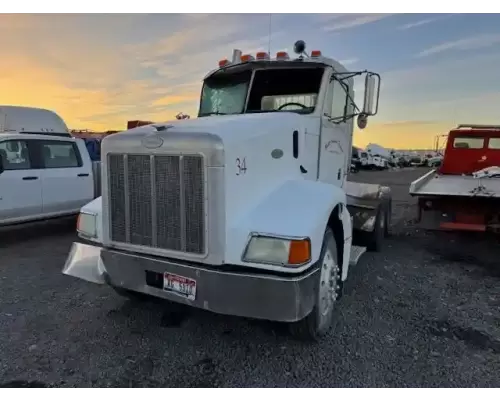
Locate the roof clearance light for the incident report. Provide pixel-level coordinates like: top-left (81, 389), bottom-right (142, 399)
top-left (256, 52), bottom-right (270, 60)
top-left (311, 50), bottom-right (322, 58)
top-left (219, 58), bottom-right (230, 67)
top-left (276, 51), bottom-right (290, 60)
top-left (240, 54), bottom-right (255, 62)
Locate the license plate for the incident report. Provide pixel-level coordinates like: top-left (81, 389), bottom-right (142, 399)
top-left (163, 272), bottom-right (196, 300)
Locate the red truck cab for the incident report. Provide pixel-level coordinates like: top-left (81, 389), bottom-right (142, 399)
top-left (439, 124), bottom-right (500, 175)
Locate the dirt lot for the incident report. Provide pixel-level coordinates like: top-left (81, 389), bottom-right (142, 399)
top-left (0, 168), bottom-right (499, 387)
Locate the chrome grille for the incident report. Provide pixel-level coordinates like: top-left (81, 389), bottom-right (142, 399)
top-left (107, 153), bottom-right (205, 254)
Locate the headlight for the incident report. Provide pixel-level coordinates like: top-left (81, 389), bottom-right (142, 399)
top-left (77, 212), bottom-right (97, 238)
top-left (242, 234), bottom-right (311, 266)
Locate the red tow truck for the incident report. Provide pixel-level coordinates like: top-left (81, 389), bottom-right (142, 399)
top-left (409, 124), bottom-right (500, 233)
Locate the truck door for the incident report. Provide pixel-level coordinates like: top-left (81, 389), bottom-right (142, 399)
top-left (0, 139), bottom-right (43, 224)
top-left (319, 74), bottom-right (351, 187)
top-left (37, 139), bottom-right (94, 215)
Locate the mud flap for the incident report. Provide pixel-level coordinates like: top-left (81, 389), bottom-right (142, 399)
top-left (349, 245), bottom-right (366, 267)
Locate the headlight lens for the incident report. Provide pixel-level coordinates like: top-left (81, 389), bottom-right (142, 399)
top-left (242, 235), bottom-right (311, 266)
top-left (77, 212), bottom-right (97, 238)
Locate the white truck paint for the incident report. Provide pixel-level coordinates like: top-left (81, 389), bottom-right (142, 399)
top-left (0, 106), bottom-right (96, 226)
top-left (63, 42), bottom-right (391, 341)
top-left (359, 149), bottom-right (387, 170)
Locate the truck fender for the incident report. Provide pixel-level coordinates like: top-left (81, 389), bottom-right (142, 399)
top-left (338, 202), bottom-right (353, 281)
top-left (225, 180), bottom-right (349, 272)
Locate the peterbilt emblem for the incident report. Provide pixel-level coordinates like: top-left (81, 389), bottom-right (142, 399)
top-left (142, 133), bottom-right (164, 149)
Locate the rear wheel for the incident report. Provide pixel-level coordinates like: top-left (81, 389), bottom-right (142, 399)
top-left (354, 204), bottom-right (386, 252)
top-left (384, 200), bottom-right (392, 237)
top-left (289, 228), bottom-right (341, 342)
top-left (367, 206), bottom-right (385, 251)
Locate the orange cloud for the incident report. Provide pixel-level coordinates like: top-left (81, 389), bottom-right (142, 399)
top-left (354, 120), bottom-right (455, 150)
top-left (0, 14), bottom-right (269, 131)
top-left (152, 94), bottom-right (200, 107)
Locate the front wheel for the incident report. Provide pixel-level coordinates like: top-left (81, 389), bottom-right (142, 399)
top-left (289, 228), bottom-right (341, 341)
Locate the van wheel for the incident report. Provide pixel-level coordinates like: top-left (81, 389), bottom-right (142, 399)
top-left (289, 228), bottom-right (341, 342)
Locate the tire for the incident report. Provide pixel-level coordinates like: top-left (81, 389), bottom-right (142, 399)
top-left (289, 228), bottom-right (341, 342)
top-left (366, 206), bottom-right (385, 252)
top-left (384, 200), bottom-right (392, 238)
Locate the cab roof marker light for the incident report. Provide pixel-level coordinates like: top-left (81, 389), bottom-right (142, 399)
top-left (218, 58), bottom-right (230, 68)
top-left (311, 50), bottom-right (322, 58)
top-left (276, 51), bottom-right (290, 60)
top-left (240, 54), bottom-right (255, 62)
top-left (256, 52), bottom-right (270, 60)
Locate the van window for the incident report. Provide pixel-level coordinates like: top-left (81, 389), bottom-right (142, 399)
top-left (488, 138), bottom-right (500, 149)
top-left (40, 141), bottom-right (82, 168)
top-left (0, 140), bottom-right (31, 170)
top-left (452, 137), bottom-right (484, 149)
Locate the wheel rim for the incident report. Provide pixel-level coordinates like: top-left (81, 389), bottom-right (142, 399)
top-left (319, 248), bottom-right (339, 317)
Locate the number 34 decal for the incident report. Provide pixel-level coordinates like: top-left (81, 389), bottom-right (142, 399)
top-left (236, 157), bottom-right (247, 175)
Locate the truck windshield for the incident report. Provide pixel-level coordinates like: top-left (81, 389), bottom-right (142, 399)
top-left (199, 66), bottom-right (325, 117)
top-left (246, 67), bottom-right (324, 114)
top-left (199, 71), bottom-right (251, 116)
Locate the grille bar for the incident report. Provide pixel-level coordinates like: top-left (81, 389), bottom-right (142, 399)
top-left (107, 153), bottom-right (205, 255)
top-left (179, 156), bottom-right (186, 252)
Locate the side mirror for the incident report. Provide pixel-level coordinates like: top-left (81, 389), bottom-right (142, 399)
top-left (362, 72), bottom-right (381, 116)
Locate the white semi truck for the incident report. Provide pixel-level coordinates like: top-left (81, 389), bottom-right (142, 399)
top-left (63, 41), bottom-right (391, 341)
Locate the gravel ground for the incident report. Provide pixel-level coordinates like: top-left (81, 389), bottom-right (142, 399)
top-left (0, 168), bottom-right (499, 388)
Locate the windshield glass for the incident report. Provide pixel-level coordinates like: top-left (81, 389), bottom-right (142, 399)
top-left (199, 71), bottom-right (251, 116)
top-left (246, 67), bottom-right (324, 114)
top-left (198, 66), bottom-right (325, 117)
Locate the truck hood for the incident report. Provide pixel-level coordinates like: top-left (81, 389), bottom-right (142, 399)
top-left (117, 112), bottom-right (311, 143)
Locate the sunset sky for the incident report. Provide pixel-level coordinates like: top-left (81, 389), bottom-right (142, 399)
top-left (1, 13), bottom-right (500, 149)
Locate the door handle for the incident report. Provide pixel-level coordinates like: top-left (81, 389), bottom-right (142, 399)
top-left (22, 176), bottom-right (38, 181)
top-left (77, 173), bottom-right (89, 177)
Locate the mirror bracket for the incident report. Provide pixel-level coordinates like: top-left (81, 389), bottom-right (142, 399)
top-left (331, 69), bottom-right (381, 119)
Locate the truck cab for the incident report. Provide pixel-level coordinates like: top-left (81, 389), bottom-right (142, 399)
top-left (63, 41), bottom-right (390, 341)
top-left (439, 125), bottom-right (500, 176)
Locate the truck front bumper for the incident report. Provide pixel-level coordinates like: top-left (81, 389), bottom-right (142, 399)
top-left (63, 242), bottom-right (319, 323)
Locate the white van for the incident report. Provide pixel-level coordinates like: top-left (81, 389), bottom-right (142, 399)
top-left (0, 106), bottom-right (97, 226)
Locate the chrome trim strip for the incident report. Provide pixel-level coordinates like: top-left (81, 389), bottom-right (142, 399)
top-left (123, 154), bottom-right (130, 243)
top-left (150, 154), bottom-right (157, 248)
top-left (179, 155), bottom-right (186, 252)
